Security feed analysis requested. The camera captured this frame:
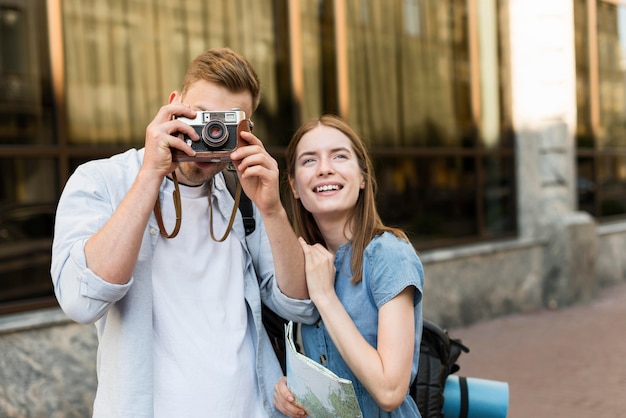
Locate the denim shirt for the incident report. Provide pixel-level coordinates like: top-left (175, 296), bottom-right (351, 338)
top-left (51, 148), bottom-right (316, 417)
top-left (301, 232), bottom-right (424, 417)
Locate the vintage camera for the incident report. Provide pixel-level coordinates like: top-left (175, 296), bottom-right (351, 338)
top-left (172, 109), bottom-right (248, 162)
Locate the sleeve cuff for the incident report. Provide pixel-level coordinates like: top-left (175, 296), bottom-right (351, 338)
top-left (267, 279), bottom-right (318, 324)
top-left (70, 239), bottom-right (133, 303)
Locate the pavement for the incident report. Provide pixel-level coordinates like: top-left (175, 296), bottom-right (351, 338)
top-left (447, 281), bottom-right (626, 418)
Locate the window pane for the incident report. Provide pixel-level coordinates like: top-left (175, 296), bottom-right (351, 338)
top-left (574, 0), bottom-right (593, 148)
top-left (0, 0), bottom-right (55, 145)
top-left (374, 155), bottom-right (478, 246)
top-left (575, 1), bottom-right (626, 220)
top-left (290, 0), bottom-right (514, 242)
top-left (597, 1), bottom-right (626, 148)
top-left (61, 0), bottom-right (279, 146)
top-left (597, 154), bottom-right (626, 216)
top-left (577, 156), bottom-right (596, 215)
top-left (342, 0), bottom-right (474, 148)
top-left (0, 158), bottom-right (57, 307)
top-left (483, 155), bottom-right (516, 235)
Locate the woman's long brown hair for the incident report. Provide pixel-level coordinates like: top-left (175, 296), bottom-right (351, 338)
top-left (285, 115), bottom-right (409, 284)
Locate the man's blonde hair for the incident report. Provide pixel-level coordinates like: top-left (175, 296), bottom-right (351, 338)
top-left (181, 48), bottom-right (261, 111)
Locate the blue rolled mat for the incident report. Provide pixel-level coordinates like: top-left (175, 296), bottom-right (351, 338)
top-left (442, 375), bottom-right (509, 418)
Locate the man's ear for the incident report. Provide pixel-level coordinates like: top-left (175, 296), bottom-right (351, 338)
top-left (169, 91), bottom-right (181, 104)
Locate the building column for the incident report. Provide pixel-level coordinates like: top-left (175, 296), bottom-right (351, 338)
top-left (507, 0), bottom-right (597, 307)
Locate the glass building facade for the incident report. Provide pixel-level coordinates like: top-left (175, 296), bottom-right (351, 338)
top-left (2, 0), bottom-right (624, 313)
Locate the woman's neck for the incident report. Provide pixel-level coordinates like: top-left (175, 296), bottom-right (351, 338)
top-left (315, 216), bottom-right (352, 255)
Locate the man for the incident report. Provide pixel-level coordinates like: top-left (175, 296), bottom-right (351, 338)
top-left (51, 48), bottom-right (315, 417)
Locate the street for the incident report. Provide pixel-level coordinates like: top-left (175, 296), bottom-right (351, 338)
top-left (448, 281), bottom-right (626, 418)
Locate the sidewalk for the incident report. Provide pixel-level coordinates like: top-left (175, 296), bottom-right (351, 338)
top-left (448, 281), bottom-right (626, 418)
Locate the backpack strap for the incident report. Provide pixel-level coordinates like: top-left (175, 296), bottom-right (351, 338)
top-left (222, 165), bottom-right (256, 235)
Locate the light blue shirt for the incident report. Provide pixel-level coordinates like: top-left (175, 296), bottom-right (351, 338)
top-left (301, 232), bottom-right (424, 417)
top-left (51, 148), bottom-right (316, 417)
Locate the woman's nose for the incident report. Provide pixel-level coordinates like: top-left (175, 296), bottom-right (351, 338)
top-left (317, 158), bottom-right (334, 176)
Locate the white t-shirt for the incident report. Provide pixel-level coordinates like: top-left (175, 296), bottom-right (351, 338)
top-left (152, 178), bottom-right (265, 417)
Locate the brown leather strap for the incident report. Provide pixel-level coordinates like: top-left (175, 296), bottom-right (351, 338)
top-left (209, 171), bottom-right (242, 242)
top-left (154, 169), bottom-right (243, 241)
top-left (154, 171), bottom-right (182, 238)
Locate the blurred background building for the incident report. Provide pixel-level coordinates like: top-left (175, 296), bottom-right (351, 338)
top-left (1, 0), bottom-right (626, 375)
top-left (2, 0), bottom-right (626, 414)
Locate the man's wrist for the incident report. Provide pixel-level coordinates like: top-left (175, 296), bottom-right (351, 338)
top-left (258, 204), bottom-right (288, 221)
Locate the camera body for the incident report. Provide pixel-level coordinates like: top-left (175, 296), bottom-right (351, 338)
top-left (173, 109), bottom-right (247, 162)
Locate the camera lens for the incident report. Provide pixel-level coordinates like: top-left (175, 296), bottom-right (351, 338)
top-left (208, 125), bottom-right (223, 139)
top-left (201, 120), bottom-right (229, 147)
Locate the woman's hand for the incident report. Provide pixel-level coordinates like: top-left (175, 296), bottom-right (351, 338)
top-left (273, 376), bottom-right (308, 417)
top-left (298, 237), bottom-right (337, 305)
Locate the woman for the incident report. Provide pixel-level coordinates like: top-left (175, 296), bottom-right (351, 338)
top-left (274, 115), bottom-right (424, 417)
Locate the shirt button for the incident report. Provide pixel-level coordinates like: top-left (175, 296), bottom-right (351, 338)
top-left (320, 354), bottom-right (327, 365)
top-left (149, 228), bottom-right (157, 235)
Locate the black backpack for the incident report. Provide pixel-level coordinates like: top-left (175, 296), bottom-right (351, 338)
top-left (411, 320), bottom-right (470, 418)
top-left (223, 168), bottom-right (289, 373)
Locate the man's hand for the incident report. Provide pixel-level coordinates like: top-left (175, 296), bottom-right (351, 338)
top-left (142, 103), bottom-right (199, 177)
top-left (229, 130), bottom-right (281, 215)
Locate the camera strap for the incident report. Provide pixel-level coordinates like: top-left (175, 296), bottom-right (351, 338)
top-left (208, 167), bottom-right (242, 242)
top-left (154, 171), bottom-right (183, 238)
top-left (153, 169), bottom-right (242, 242)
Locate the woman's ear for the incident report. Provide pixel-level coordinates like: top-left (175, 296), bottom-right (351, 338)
top-left (289, 176), bottom-right (300, 199)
